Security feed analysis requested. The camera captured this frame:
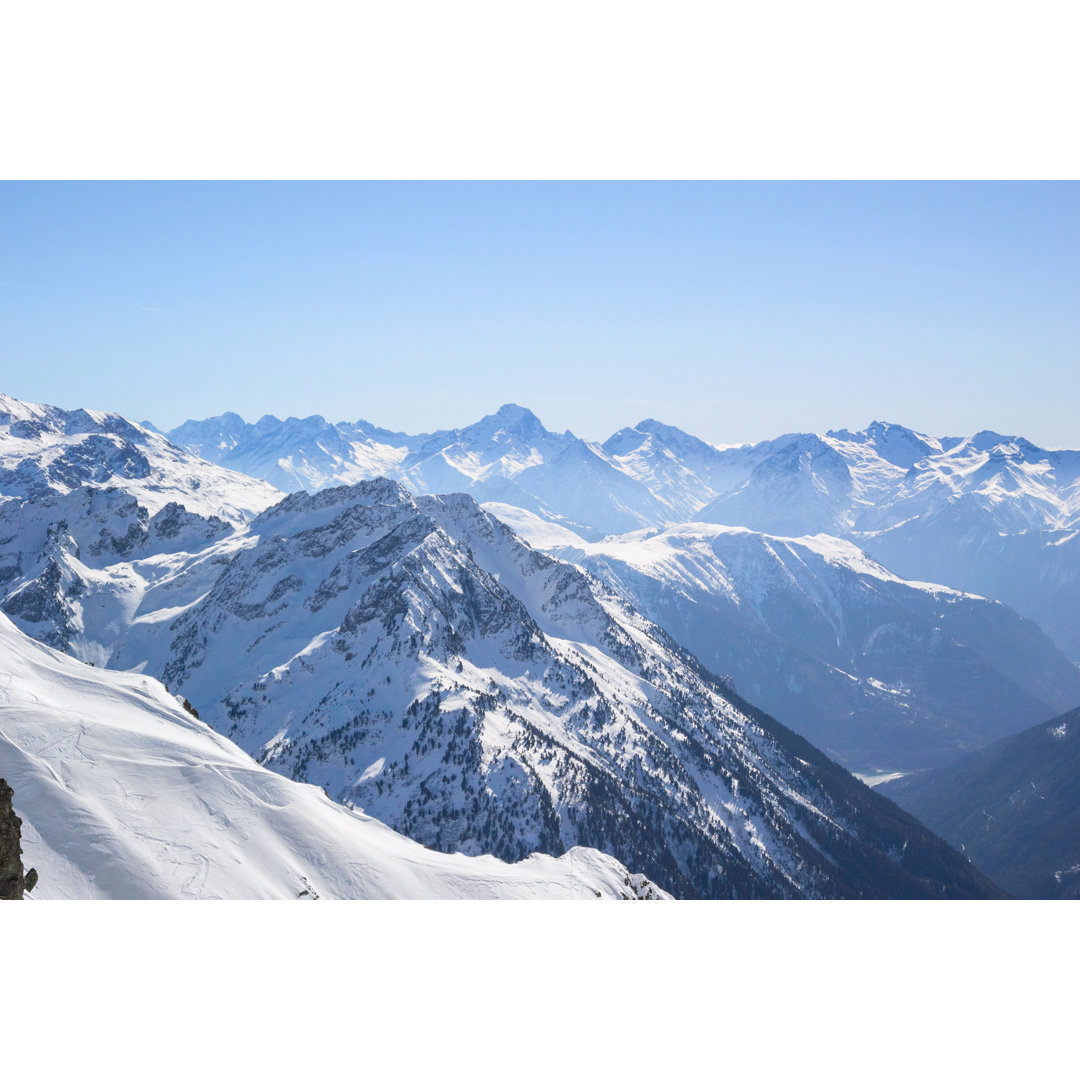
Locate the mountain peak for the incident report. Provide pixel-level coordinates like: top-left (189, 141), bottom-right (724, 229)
top-left (252, 476), bottom-right (416, 529)
top-left (866, 419), bottom-right (905, 436)
top-left (967, 429), bottom-right (1014, 453)
top-left (824, 421), bottom-right (938, 468)
top-left (607, 418), bottom-right (722, 458)
top-left (465, 403), bottom-right (549, 440)
top-left (633, 418), bottom-right (682, 441)
top-left (492, 403), bottom-right (541, 424)
top-left (827, 420), bottom-right (917, 441)
top-left (601, 425), bottom-right (649, 455)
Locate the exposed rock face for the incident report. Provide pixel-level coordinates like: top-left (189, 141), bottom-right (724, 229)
top-left (0, 777), bottom-right (34, 899)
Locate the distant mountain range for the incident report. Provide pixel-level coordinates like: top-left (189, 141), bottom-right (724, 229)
top-left (6, 392), bottom-right (1077, 773)
top-left (168, 404), bottom-right (671, 537)
top-left (165, 406), bottom-right (1080, 660)
top-left (693, 421), bottom-right (1080, 662)
top-left (883, 706), bottom-right (1080, 899)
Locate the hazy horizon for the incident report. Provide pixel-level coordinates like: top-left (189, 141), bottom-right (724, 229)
top-left (2, 181), bottom-right (1077, 447)
top-left (129, 399), bottom-right (1078, 452)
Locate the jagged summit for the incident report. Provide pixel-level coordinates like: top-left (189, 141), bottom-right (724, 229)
top-left (602, 425), bottom-right (649, 452)
top-left (965, 429), bottom-right (1014, 452)
top-left (457, 403), bottom-right (551, 443)
top-left (827, 419), bottom-right (919, 438)
top-left (492, 402), bottom-right (540, 422)
top-left (635, 417), bottom-right (702, 440)
top-left (0, 392), bottom-right (279, 525)
top-left (254, 412), bottom-right (329, 429)
top-left (823, 421), bottom-right (942, 469)
top-left (250, 476), bottom-right (418, 535)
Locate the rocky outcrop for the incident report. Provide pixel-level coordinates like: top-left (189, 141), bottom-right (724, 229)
top-left (0, 777), bottom-right (36, 899)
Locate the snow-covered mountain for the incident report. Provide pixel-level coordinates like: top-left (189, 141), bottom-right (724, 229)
top-left (12, 390), bottom-right (1077, 760)
top-left (0, 612), bottom-right (664, 899)
top-left (168, 404), bottom-right (672, 538)
top-left (168, 411), bottom-right (415, 495)
top-left (859, 515), bottom-right (1080, 662)
top-left (882, 705), bottom-right (1080, 900)
top-left (694, 421), bottom-right (1080, 658)
top-left (21, 391), bottom-right (1079, 759)
top-left (166, 405), bottom-right (1080, 545)
top-left (1, 392), bottom-right (280, 526)
top-left (601, 418), bottom-right (747, 521)
top-left (0, 485), bottom-right (249, 663)
top-left (488, 506), bottom-right (1080, 773)
top-left (696, 421), bottom-right (1080, 538)
top-left (164, 407), bottom-right (1080, 658)
top-left (1, 471), bottom-right (1004, 898)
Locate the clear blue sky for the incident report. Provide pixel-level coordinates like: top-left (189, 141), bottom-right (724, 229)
top-left (1, 181), bottom-right (1077, 446)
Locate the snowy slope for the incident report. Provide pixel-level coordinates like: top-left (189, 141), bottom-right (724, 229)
top-left (858, 514), bottom-right (1080, 661)
top-left (0, 392), bottom-right (281, 526)
top-left (0, 613), bottom-right (665, 900)
top-left (486, 505), bottom-right (1080, 772)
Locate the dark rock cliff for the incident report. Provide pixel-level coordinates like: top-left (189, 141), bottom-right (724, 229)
top-left (0, 778), bottom-right (37, 899)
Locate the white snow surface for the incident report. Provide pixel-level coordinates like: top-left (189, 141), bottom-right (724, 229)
top-left (0, 612), bottom-right (666, 900)
top-left (487, 504), bottom-right (971, 598)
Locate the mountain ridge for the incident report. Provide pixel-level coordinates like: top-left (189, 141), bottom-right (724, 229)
top-left (490, 503), bottom-right (1080, 771)
top-left (164, 404), bottom-right (1080, 658)
top-left (882, 705), bottom-right (1080, 899)
top-left (0, 469), bottom-right (1003, 898)
top-left (0, 391), bottom-right (1063, 898)
top-left (1, 391), bottom-right (280, 526)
